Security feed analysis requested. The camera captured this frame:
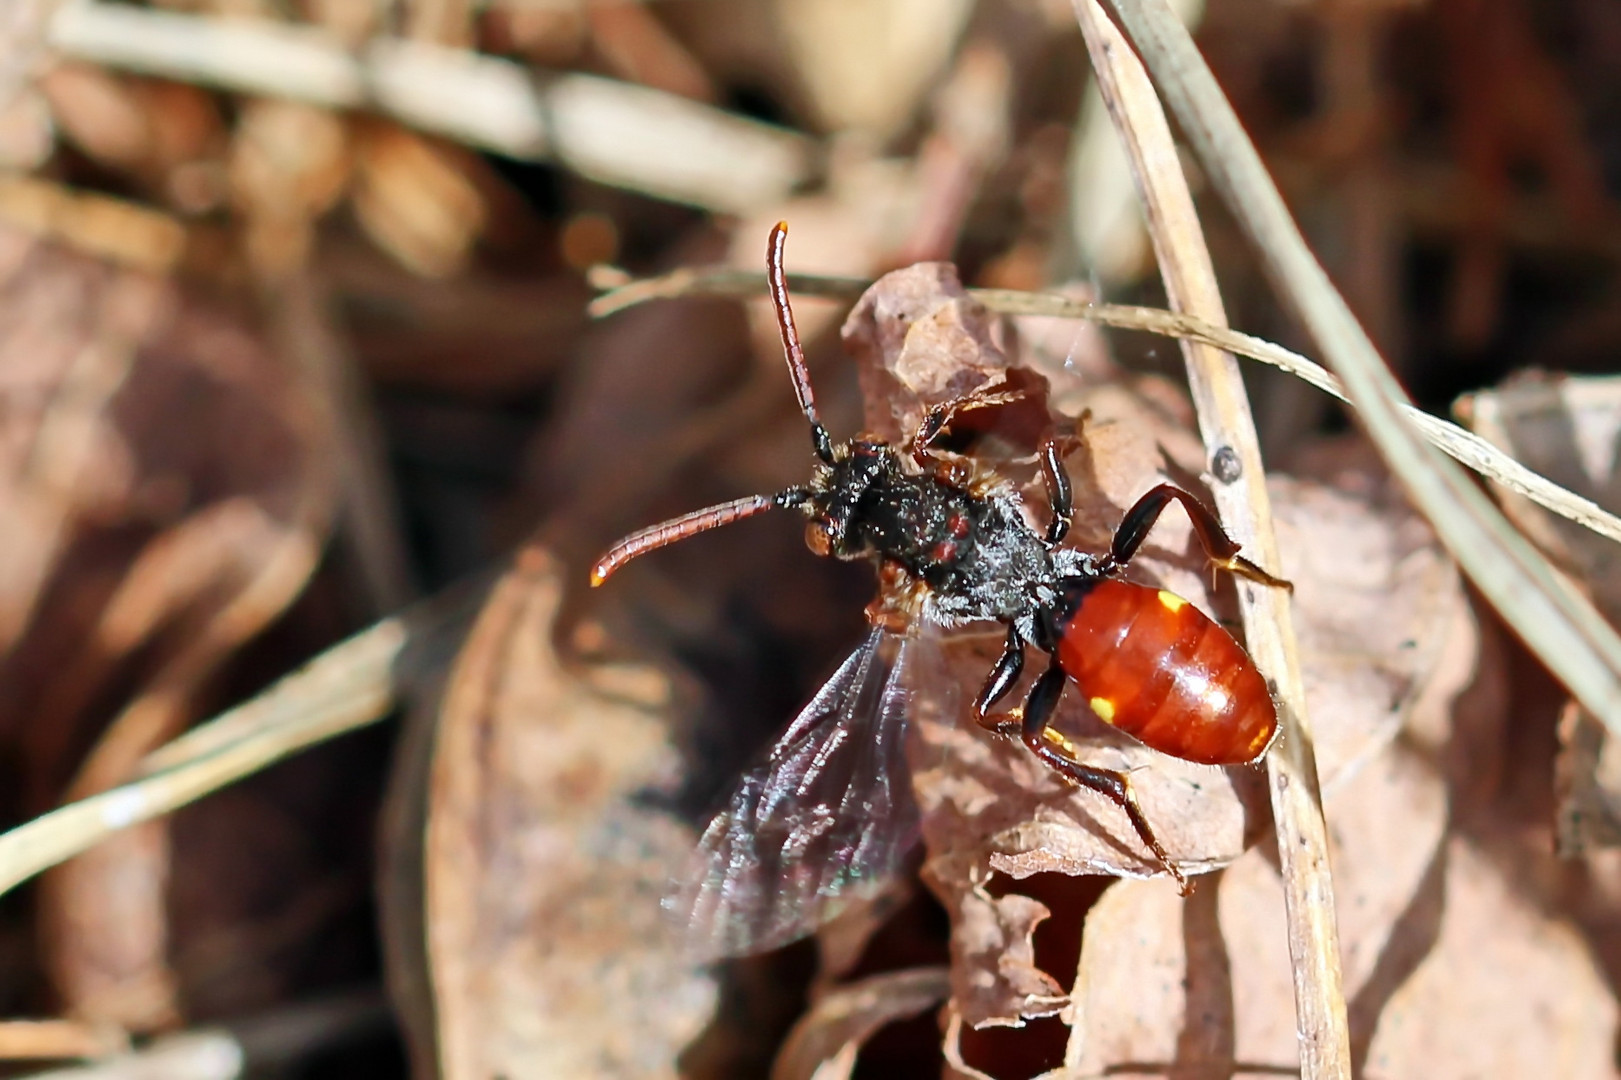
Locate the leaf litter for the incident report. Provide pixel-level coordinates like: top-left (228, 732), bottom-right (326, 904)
top-left (0, 223), bottom-right (334, 1034)
top-left (6, 3), bottom-right (1621, 1070)
top-left (415, 549), bottom-right (713, 1080)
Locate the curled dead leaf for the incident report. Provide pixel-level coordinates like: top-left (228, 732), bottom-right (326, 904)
top-left (418, 551), bottom-right (713, 1079)
top-left (771, 966), bottom-right (949, 1080)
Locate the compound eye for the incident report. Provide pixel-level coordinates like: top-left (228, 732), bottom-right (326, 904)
top-left (805, 521), bottom-right (834, 557)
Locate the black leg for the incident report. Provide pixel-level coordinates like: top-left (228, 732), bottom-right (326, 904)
top-left (907, 385), bottom-right (1030, 470)
top-left (1017, 652), bottom-right (1190, 894)
top-left (910, 402), bottom-right (952, 464)
top-left (1039, 434), bottom-right (1073, 546)
top-left (1106, 482), bottom-right (1290, 591)
top-left (907, 402), bottom-right (973, 486)
top-left (972, 626), bottom-right (1025, 735)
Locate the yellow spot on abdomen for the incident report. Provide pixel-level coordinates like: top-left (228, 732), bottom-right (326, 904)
top-left (1157, 590), bottom-right (1187, 613)
top-left (1089, 697), bottom-right (1117, 724)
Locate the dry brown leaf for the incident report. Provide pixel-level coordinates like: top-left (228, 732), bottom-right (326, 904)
top-left (923, 867), bottom-right (1067, 1027)
top-left (1557, 702), bottom-right (1621, 851)
top-left (39, 499), bottom-right (327, 1030)
top-left (1454, 372), bottom-right (1621, 852)
top-left (0, 227), bottom-right (166, 652)
top-left (0, 226), bottom-right (333, 1030)
top-left (39, 66), bottom-right (225, 208)
top-left (420, 550), bottom-right (713, 1079)
top-left (770, 966), bottom-right (949, 1080)
top-left (841, 262), bottom-right (1021, 446)
top-left (42, 821), bottom-right (181, 1032)
top-left (37, 64), bottom-right (152, 172)
top-left (0, 226), bottom-right (331, 782)
top-left (1046, 622), bottom-right (1616, 1079)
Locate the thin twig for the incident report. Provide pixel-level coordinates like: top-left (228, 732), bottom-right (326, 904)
top-left (17, 1031), bottom-right (241, 1080)
top-left (46, 0), bottom-right (811, 214)
top-left (589, 266), bottom-right (1621, 553)
top-left (1073, 1), bottom-right (1348, 1074)
top-left (1100, 0), bottom-right (1621, 730)
top-left (0, 176), bottom-right (186, 274)
top-left (586, 265), bottom-right (873, 316)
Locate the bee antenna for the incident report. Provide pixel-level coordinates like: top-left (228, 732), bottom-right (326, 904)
top-left (592, 492), bottom-right (803, 586)
top-left (768, 222), bottom-right (835, 464)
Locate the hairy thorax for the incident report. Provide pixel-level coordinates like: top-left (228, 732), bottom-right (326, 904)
top-left (807, 444), bottom-right (1070, 630)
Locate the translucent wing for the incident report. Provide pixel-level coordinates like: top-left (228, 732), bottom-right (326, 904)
top-left (670, 629), bottom-right (920, 960)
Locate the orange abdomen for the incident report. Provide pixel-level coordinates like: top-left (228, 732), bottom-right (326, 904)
top-left (1056, 579), bottom-right (1276, 765)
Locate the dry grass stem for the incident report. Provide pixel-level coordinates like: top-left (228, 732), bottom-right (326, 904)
top-left (590, 267), bottom-right (1621, 556)
top-left (0, 610), bottom-right (418, 898)
top-left (0, 1021), bottom-right (128, 1062)
top-left (46, 0), bottom-right (810, 213)
top-left (16, 1030), bottom-right (242, 1080)
top-left (1101, 0), bottom-right (1621, 730)
top-left (0, 176), bottom-right (186, 273)
top-left (1072, 2), bottom-right (1350, 1074)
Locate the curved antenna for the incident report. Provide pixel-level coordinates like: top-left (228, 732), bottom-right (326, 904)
top-left (768, 222), bottom-right (835, 463)
top-left (591, 494), bottom-right (776, 586)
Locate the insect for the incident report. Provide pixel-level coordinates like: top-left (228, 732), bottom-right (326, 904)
top-left (590, 222), bottom-right (1290, 959)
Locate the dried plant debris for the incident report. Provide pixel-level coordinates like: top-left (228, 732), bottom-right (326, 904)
top-left (1456, 373), bottom-right (1621, 853)
top-left (770, 966), bottom-right (950, 1080)
top-left (841, 262), bottom-right (1026, 445)
top-left (5, 1), bottom-right (1621, 1077)
top-left (0, 225), bottom-right (333, 1032)
top-left (1455, 373), bottom-right (1621, 622)
top-left (1016, 623), bottom-right (1618, 1080)
top-left (1557, 702), bottom-right (1621, 853)
top-left (420, 550), bottom-right (712, 1080)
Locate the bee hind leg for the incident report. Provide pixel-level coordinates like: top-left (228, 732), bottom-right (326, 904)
top-left (1016, 652), bottom-right (1191, 895)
